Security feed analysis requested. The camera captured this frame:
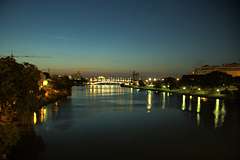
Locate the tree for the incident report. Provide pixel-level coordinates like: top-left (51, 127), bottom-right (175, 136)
top-left (0, 57), bottom-right (41, 121)
top-left (138, 80), bottom-right (146, 87)
top-left (202, 71), bottom-right (232, 87)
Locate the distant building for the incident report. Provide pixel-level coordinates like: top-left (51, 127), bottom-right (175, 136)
top-left (194, 63), bottom-right (240, 77)
top-left (72, 72), bottom-right (81, 80)
top-left (132, 71), bottom-right (140, 81)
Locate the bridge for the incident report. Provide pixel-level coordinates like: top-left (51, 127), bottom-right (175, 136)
top-left (88, 80), bottom-right (130, 85)
top-left (87, 76), bottom-right (132, 85)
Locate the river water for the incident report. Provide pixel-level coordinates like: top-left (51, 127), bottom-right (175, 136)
top-left (32, 85), bottom-right (239, 159)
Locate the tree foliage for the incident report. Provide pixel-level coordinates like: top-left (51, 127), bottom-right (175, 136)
top-left (180, 71), bottom-right (232, 88)
top-left (138, 80), bottom-right (146, 87)
top-left (0, 57), bottom-right (41, 118)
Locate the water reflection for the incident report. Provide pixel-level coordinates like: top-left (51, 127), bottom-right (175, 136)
top-left (28, 86), bottom-right (239, 159)
top-left (130, 88), bottom-right (133, 94)
top-left (181, 95), bottom-right (186, 111)
top-left (129, 88), bottom-right (133, 112)
top-left (1, 104), bottom-right (45, 159)
top-left (33, 106), bottom-right (47, 125)
top-left (221, 101), bottom-right (226, 126)
top-left (197, 113), bottom-right (200, 127)
top-left (182, 95), bottom-right (228, 128)
top-left (188, 96), bottom-right (192, 111)
top-left (162, 92), bottom-right (166, 109)
top-left (147, 90), bottom-right (152, 112)
top-left (40, 107), bottom-right (47, 123)
top-left (213, 99), bottom-right (220, 128)
top-left (197, 97), bottom-right (201, 113)
top-left (33, 112), bottom-right (37, 125)
top-left (213, 99), bottom-right (226, 128)
top-left (52, 102), bottom-right (60, 113)
top-left (87, 85), bottom-right (124, 96)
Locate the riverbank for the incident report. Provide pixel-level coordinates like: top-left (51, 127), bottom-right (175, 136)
top-left (41, 88), bottom-right (71, 105)
top-left (122, 85), bottom-right (226, 98)
top-left (0, 87), bottom-right (71, 160)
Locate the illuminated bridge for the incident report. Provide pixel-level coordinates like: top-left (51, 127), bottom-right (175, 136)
top-left (88, 76), bottom-right (131, 85)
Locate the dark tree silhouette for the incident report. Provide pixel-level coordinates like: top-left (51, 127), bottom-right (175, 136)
top-left (0, 56), bottom-right (40, 120)
top-left (138, 80), bottom-right (146, 87)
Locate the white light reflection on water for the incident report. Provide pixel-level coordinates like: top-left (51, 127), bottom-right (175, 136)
top-left (87, 85), bottom-right (125, 96)
top-left (213, 99), bottom-right (226, 128)
top-left (221, 100), bottom-right (226, 126)
top-left (162, 92), bottom-right (166, 110)
top-left (213, 99), bottom-right (220, 128)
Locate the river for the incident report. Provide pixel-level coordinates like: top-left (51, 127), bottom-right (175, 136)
top-left (31, 85), bottom-right (240, 159)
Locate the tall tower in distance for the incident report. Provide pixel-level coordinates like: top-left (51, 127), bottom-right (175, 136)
top-left (132, 71), bottom-right (139, 81)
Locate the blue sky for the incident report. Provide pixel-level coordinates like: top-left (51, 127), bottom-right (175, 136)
top-left (0, 0), bottom-right (239, 76)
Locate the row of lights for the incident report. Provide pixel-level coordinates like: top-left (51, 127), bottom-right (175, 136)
top-left (146, 77), bottom-right (180, 82)
top-left (182, 86), bottom-right (220, 92)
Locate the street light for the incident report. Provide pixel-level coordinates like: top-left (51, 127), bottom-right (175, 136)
top-left (43, 80), bottom-right (48, 86)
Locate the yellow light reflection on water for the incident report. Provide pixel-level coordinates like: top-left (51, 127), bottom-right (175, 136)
top-left (188, 96), bottom-right (192, 111)
top-left (213, 99), bottom-right (220, 128)
top-left (181, 95), bottom-right (186, 111)
top-left (33, 112), bottom-right (37, 125)
top-left (197, 97), bottom-right (201, 113)
top-left (147, 91), bottom-right (152, 112)
top-left (197, 113), bottom-right (200, 127)
top-left (40, 106), bottom-right (47, 123)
